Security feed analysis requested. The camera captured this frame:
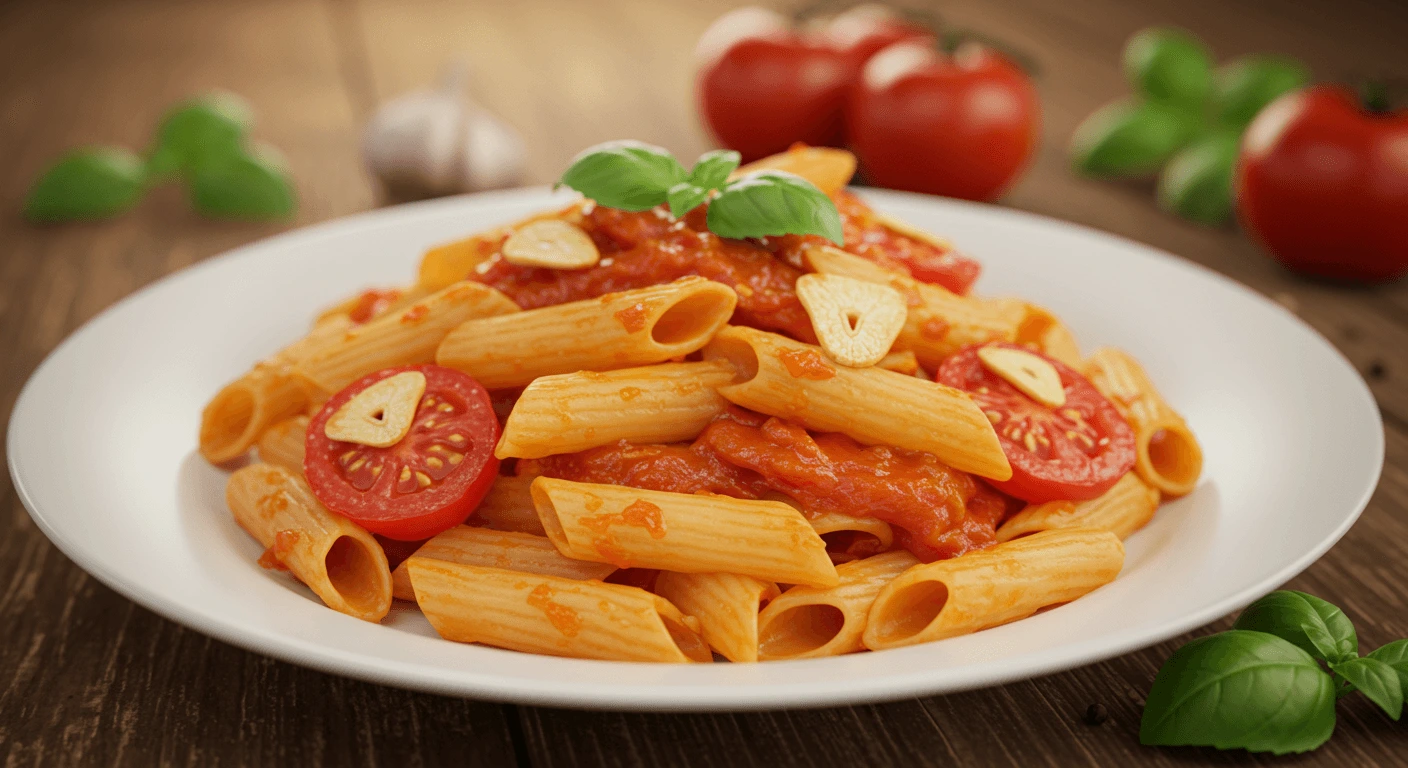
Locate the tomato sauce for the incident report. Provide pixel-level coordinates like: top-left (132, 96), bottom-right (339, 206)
top-left (521, 440), bottom-right (772, 500)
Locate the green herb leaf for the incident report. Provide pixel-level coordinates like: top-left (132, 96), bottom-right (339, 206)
top-left (24, 147), bottom-right (147, 222)
top-left (1070, 99), bottom-right (1200, 177)
top-left (1212, 55), bottom-right (1309, 127)
top-left (1232, 590), bottom-right (1358, 664)
top-left (1366, 639), bottom-right (1408, 692)
top-left (666, 183), bottom-right (711, 218)
top-left (188, 144), bottom-right (295, 219)
top-left (687, 149), bottom-right (741, 191)
top-left (558, 140), bottom-right (686, 212)
top-left (1330, 656), bottom-right (1404, 720)
top-left (147, 91), bottom-right (253, 178)
top-left (1140, 630), bottom-right (1336, 755)
top-left (707, 171), bottom-right (843, 244)
top-left (1123, 27), bottom-right (1213, 108)
top-left (1157, 131), bottom-right (1239, 225)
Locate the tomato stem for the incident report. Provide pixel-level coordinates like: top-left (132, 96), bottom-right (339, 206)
top-left (1361, 81), bottom-right (1391, 114)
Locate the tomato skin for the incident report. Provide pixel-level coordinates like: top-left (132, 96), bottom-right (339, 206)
top-left (1235, 85), bottom-right (1408, 282)
top-left (305, 365), bottom-right (500, 541)
top-left (848, 42), bottom-right (1040, 201)
top-left (938, 344), bottom-right (1136, 503)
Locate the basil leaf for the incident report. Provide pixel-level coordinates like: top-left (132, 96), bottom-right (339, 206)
top-left (1140, 631), bottom-right (1336, 755)
top-left (688, 149), bottom-right (741, 191)
top-left (1070, 99), bottom-right (1200, 177)
top-left (558, 140), bottom-right (686, 211)
top-left (708, 171), bottom-right (843, 244)
top-left (1123, 27), bottom-right (1213, 108)
top-left (1330, 656), bottom-right (1403, 720)
top-left (1156, 131), bottom-right (1238, 225)
top-left (1232, 590), bottom-right (1358, 663)
top-left (1212, 55), bottom-right (1309, 127)
top-left (1366, 640), bottom-right (1408, 690)
top-left (148, 91), bottom-right (253, 178)
top-left (24, 147), bottom-right (147, 222)
top-left (667, 183), bottom-right (711, 218)
top-left (188, 144), bottom-right (295, 219)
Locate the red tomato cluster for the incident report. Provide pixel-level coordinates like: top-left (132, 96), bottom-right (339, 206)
top-left (695, 5), bottom-right (1040, 201)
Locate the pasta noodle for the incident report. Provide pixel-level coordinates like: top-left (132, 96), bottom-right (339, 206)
top-left (495, 361), bottom-right (734, 459)
top-left (530, 477), bottom-right (839, 587)
top-left (256, 415), bottom-right (308, 474)
top-left (997, 471), bottom-right (1161, 542)
top-left (703, 325), bottom-right (1011, 480)
top-left (654, 572), bottom-right (779, 663)
top-left (390, 527), bottom-right (615, 601)
top-left (1083, 347), bottom-right (1203, 496)
top-left (225, 463), bottom-right (392, 622)
top-left (864, 528), bottom-right (1124, 650)
top-left (472, 474), bottom-right (547, 535)
top-left (436, 277), bottom-right (737, 389)
top-left (417, 206), bottom-right (581, 291)
top-left (407, 558), bottom-right (712, 662)
top-left (756, 550), bottom-right (919, 660)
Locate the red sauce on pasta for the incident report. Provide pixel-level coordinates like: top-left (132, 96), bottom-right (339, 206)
top-left (778, 348), bottom-right (837, 380)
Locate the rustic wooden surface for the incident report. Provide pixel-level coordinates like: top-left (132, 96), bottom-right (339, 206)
top-left (2, 0), bottom-right (1406, 764)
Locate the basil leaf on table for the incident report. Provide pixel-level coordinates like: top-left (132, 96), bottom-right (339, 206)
top-left (1157, 131), bottom-right (1239, 225)
top-left (687, 149), bottom-right (741, 191)
top-left (1139, 630), bottom-right (1336, 755)
top-left (666, 183), bottom-right (711, 218)
top-left (1232, 590), bottom-right (1358, 664)
top-left (1330, 656), bottom-right (1404, 720)
top-left (24, 147), bottom-right (147, 222)
top-left (1366, 639), bottom-right (1408, 689)
top-left (189, 144), bottom-right (295, 219)
top-left (1070, 99), bottom-right (1200, 177)
top-left (707, 171), bottom-right (843, 245)
top-left (147, 91), bottom-right (253, 178)
top-left (558, 140), bottom-right (686, 211)
top-left (1124, 27), bottom-right (1213, 108)
top-left (1212, 55), bottom-right (1310, 127)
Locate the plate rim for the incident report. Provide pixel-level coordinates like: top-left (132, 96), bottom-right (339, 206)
top-left (7, 186), bottom-right (1386, 711)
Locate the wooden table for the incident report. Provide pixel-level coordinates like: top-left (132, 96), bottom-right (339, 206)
top-left (2, 0), bottom-right (1405, 764)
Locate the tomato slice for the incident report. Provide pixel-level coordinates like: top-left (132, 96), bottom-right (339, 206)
top-left (305, 365), bottom-right (500, 540)
top-left (937, 343), bottom-right (1136, 503)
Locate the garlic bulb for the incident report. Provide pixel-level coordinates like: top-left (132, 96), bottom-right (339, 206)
top-left (362, 62), bottom-right (526, 199)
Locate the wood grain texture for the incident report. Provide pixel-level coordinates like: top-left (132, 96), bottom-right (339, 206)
top-left (1, 0), bottom-right (1406, 765)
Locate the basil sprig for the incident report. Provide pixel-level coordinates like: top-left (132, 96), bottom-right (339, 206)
top-left (558, 141), bottom-right (843, 245)
top-left (1141, 590), bottom-right (1408, 755)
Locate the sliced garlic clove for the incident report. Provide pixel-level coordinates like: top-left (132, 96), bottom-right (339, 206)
top-left (977, 346), bottom-right (1067, 407)
top-left (795, 273), bottom-right (907, 367)
top-left (325, 370), bottom-right (427, 447)
top-left (501, 220), bottom-right (601, 269)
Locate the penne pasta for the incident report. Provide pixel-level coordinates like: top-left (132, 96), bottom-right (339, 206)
top-left (315, 284), bottom-right (432, 327)
top-left (808, 510), bottom-right (894, 562)
top-left (1023, 304), bottom-right (1083, 369)
top-left (408, 558), bottom-right (713, 662)
top-left (756, 550), bottom-right (919, 660)
top-left (703, 325), bottom-right (1011, 480)
top-left (293, 281), bottom-right (520, 397)
top-left (730, 146), bottom-right (857, 196)
top-left (1083, 348), bottom-right (1203, 496)
top-left (997, 471), bottom-right (1161, 542)
top-left (417, 206), bottom-right (581, 291)
top-left (864, 528), bottom-right (1124, 650)
top-left (471, 474), bottom-right (546, 535)
top-left (495, 361), bottom-right (735, 459)
top-left (531, 477), bottom-right (839, 587)
top-left (390, 527), bottom-right (616, 601)
top-left (200, 315), bottom-right (352, 464)
top-left (225, 463), bottom-right (392, 622)
top-left (875, 349), bottom-right (920, 376)
top-left (655, 572), bottom-right (780, 663)
top-left (436, 277), bottom-right (737, 390)
top-left (256, 415), bottom-right (308, 474)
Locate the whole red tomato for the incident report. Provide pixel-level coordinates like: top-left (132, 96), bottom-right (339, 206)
top-left (1235, 85), bottom-right (1408, 282)
top-left (847, 41), bottom-right (1040, 201)
top-left (695, 6), bottom-right (929, 162)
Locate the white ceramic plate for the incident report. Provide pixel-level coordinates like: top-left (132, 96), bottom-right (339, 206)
top-left (8, 188), bottom-right (1383, 711)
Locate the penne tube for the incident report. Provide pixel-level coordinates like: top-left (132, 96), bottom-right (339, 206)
top-left (200, 315), bottom-right (352, 464)
top-left (436, 277), bottom-right (737, 390)
top-left (730, 146), bottom-right (856, 196)
top-left (803, 245), bottom-right (1040, 369)
top-left (1083, 348), bottom-right (1203, 497)
top-left (495, 361), bottom-right (735, 459)
top-left (226, 463), bottom-right (392, 622)
top-left (809, 510), bottom-right (894, 563)
top-left (390, 527), bottom-right (616, 601)
top-left (655, 572), bottom-right (780, 663)
top-left (875, 349), bottom-right (920, 376)
top-left (408, 558), bottom-right (713, 662)
top-left (293, 281), bottom-right (520, 397)
top-left (531, 477), bottom-right (839, 587)
top-left (703, 325), bottom-right (1011, 480)
top-left (997, 471), bottom-right (1160, 542)
top-left (472, 474), bottom-right (546, 535)
top-left (756, 550), bottom-right (919, 660)
top-left (417, 206), bottom-right (581, 291)
top-left (864, 528), bottom-right (1124, 650)
top-left (256, 415), bottom-right (308, 474)
top-left (315, 284), bottom-right (432, 326)
top-left (1023, 304), bottom-right (1083, 369)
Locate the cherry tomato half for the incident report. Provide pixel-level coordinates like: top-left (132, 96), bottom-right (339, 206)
top-left (305, 365), bottom-right (500, 540)
top-left (937, 344), bottom-right (1135, 503)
